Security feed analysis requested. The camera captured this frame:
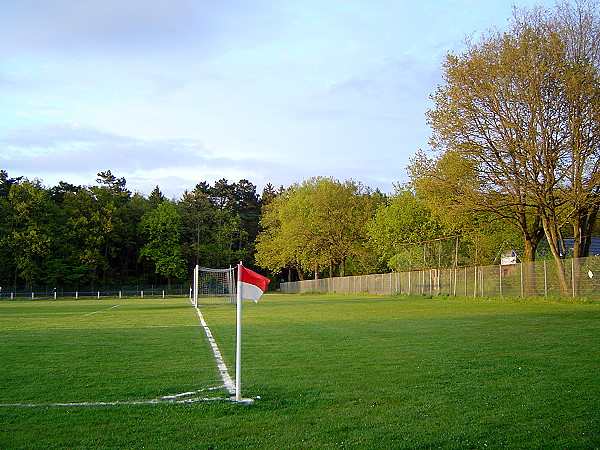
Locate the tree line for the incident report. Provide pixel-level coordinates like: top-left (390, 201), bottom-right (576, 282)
top-left (0, 170), bottom-right (266, 290)
top-left (0, 169), bottom-right (518, 290)
top-left (260, 0), bottom-right (600, 295)
top-left (2, 1), bottom-right (598, 295)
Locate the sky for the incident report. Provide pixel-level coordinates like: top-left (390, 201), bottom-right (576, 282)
top-left (0, 0), bottom-right (550, 199)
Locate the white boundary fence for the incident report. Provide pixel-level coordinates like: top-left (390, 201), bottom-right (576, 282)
top-left (0, 289), bottom-right (169, 300)
top-left (281, 256), bottom-right (600, 299)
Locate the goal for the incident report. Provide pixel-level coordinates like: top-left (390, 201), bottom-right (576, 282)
top-left (191, 265), bottom-right (236, 307)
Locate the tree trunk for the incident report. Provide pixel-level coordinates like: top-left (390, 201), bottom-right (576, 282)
top-left (519, 214), bottom-right (544, 296)
top-left (541, 216), bottom-right (571, 296)
top-left (522, 239), bottom-right (538, 296)
top-left (571, 205), bottom-right (598, 295)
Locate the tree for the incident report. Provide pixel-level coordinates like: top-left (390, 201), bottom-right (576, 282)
top-left (95, 170), bottom-right (130, 197)
top-left (368, 189), bottom-right (446, 271)
top-left (0, 170), bottom-right (23, 197)
top-left (424, 1), bottom-right (600, 295)
top-left (177, 180), bottom-right (255, 269)
top-left (408, 150), bottom-right (546, 266)
top-left (260, 183), bottom-right (278, 206)
top-left (6, 179), bottom-right (56, 288)
top-left (0, 171), bottom-right (22, 284)
top-left (255, 178), bottom-right (379, 279)
top-left (304, 178), bottom-right (378, 277)
top-left (49, 181), bottom-right (82, 205)
top-left (118, 192), bottom-right (152, 284)
top-left (148, 186), bottom-right (166, 208)
top-left (255, 188), bottom-right (309, 281)
top-left (91, 171), bottom-right (133, 282)
top-left (231, 179), bottom-right (261, 261)
top-left (59, 188), bottom-right (111, 286)
top-left (178, 183), bottom-right (217, 267)
top-left (139, 201), bottom-right (185, 287)
top-left (0, 171), bottom-right (269, 288)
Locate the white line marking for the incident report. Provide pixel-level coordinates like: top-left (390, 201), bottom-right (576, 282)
top-left (1, 397), bottom-right (237, 407)
top-left (0, 302), bottom-right (243, 408)
top-left (83, 305), bottom-right (120, 316)
top-left (0, 387), bottom-right (239, 407)
top-left (161, 386), bottom-right (222, 399)
top-left (194, 306), bottom-right (236, 395)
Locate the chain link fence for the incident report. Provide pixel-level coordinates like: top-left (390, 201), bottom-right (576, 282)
top-left (281, 256), bottom-right (600, 299)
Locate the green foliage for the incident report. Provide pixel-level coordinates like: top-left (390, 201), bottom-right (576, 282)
top-left (0, 171), bottom-right (266, 288)
top-left (255, 177), bottom-right (382, 279)
top-left (6, 180), bottom-right (56, 287)
top-left (421, 0), bottom-right (600, 288)
top-left (368, 189), bottom-right (445, 269)
top-left (139, 202), bottom-right (186, 283)
top-left (177, 179), bottom-right (261, 269)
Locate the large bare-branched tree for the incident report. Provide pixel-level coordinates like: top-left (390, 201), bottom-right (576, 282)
top-left (421, 0), bottom-right (600, 295)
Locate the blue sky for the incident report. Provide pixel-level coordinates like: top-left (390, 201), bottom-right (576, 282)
top-left (0, 0), bottom-right (548, 198)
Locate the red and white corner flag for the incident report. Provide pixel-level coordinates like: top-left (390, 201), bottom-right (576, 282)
top-left (237, 264), bottom-right (270, 302)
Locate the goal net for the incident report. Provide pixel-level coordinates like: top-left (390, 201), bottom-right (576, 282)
top-left (192, 265), bottom-right (236, 307)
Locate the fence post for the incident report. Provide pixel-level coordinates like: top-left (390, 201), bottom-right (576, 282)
top-left (520, 263), bottom-right (524, 297)
top-left (429, 270), bottom-right (432, 297)
top-left (499, 264), bottom-right (502, 297)
top-left (544, 260), bottom-right (548, 298)
top-left (479, 268), bottom-right (483, 297)
top-left (454, 267), bottom-right (458, 297)
top-left (572, 258), bottom-right (576, 298)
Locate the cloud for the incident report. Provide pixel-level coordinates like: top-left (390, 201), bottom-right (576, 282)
top-left (0, 0), bottom-right (285, 60)
top-left (0, 0), bottom-right (546, 200)
top-left (0, 0), bottom-right (193, 52)
top-left (0, 123), bottom-right (314, 197)
top-left (0, 121), bottom-right (401, 199)
top-left (0, 123), bottom-right (204, 183)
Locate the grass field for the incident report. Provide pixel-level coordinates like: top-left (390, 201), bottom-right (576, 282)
top-left (0, 294), bottom-right (599, 449)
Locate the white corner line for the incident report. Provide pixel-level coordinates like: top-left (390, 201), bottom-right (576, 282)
top-left (194, 306), bottom-right (236, 395)
top-left (83, 305), bottom-right (120, 316)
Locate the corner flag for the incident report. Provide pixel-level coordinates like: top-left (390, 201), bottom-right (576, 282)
top-left (237, 264), bottom-right (270, 302)
top-left (234, 264), bottom-right (270, 402)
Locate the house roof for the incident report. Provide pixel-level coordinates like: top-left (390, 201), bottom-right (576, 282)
top-left (563, 238), bottom-right (600, 256)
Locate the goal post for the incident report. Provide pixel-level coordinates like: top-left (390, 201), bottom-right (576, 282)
top-left (191, 265), bottom-right (236, 308)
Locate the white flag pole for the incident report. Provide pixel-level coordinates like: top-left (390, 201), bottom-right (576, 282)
top-left (235, 264), bottom-right (243, 402)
